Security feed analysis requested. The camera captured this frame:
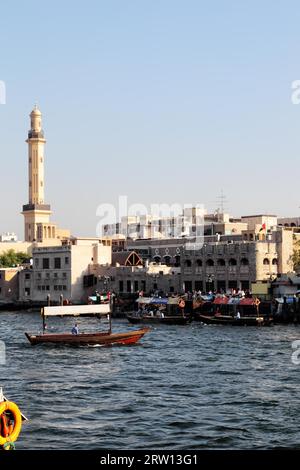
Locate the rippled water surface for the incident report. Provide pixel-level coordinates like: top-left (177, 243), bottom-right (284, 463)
top-left (1, 311), bottom-right (300, 450)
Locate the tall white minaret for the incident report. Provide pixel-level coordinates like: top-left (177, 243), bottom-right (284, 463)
top-left (22, 106), bottom-right (52, 242)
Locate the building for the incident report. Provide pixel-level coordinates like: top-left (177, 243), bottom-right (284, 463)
top-left (21, 106), bottom-right (70, 243)
top-left (0, 232), bottom-right (18, 243)
top-left (19, 237), bottom-right (112, 304)
top-left (103, 210), bottom-right (248, 241)
top-left (0, 268), bottom-right (20, 302)
top-left (85, 251), bottom-right (182, 296)
top-left (181, 228), bottom-right (294, 293)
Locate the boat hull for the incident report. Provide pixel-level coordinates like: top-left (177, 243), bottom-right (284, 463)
top-left (127, 315), bottom-right (191, 325)
top-left (25, 328), bottom-right (150, 346)
top-left (198, 315), bottom-right (270, 326)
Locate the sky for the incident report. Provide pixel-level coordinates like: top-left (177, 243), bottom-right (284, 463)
top-left (0, 0), bottom-right (300, 238)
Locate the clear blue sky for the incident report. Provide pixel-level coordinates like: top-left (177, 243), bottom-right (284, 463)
top-left (0, 0), bottom-right (300, 238)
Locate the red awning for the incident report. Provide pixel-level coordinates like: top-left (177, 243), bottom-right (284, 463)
top-left (239, 298), bottom-right (256, 306)
top-left (213, 297), bottom-right (229, 305)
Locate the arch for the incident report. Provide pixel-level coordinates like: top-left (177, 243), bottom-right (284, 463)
top-left (249, 233), bottom-right (254, 241)
top-left (272, 258), bottom-right (278, 265)
top-left (185, 259), bottom-right (192, 267)
top-left (206, 259), bottom-right (214, 266)
top-left (174, 255), bottom-right (181, 267)
top-left (47, 226), bottom-right (51, 238)
top-left (229, 258), bottom-right (237, 266)
top-left (163, 255), bottom-right (171, 266)
top-left (241, 258), bottom-right (249, 266)
top-left (217, 259), bottom-right (225, 266)
top-left (196, 259), bottom-right (202, 267)
top-left (263, 258), bottom-right (270, 265)
top-left (291, 223), bottom-right (296, 227)
top-left (153, 255), bottom-right (161, 263)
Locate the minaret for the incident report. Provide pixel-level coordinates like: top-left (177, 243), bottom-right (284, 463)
top-left (22, 106), bottom-right (52, 242)
top-left (27, 105), bottom-right (45, 205)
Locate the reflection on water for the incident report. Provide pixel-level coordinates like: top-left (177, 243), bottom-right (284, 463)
top-left (0, 312), bottom-right (300, 449)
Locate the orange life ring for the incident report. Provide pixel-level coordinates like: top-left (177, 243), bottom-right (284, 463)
top-left (0, 401), bottom-right (22, 446)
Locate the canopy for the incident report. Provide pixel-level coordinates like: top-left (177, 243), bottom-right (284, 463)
top-left (136, 297), bottom-right (176, 305)
top-left (239, 298), bottom-right (259, 306)
top-left (213, 297), bottom-right (229, 305)
top-left (42, 304), bottom-right (111, 317)
top-left (275, 297), bottom-right (297, 304)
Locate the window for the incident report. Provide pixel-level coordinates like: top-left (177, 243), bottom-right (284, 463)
top-left (119, 280), bottom-right (124, 292)
top-left (206, 259), bottom-right (214, 266)
top-left (196, 259), bottom-right (202, 267)
top-left (41, 286), bottom-right (45, 291)
top-left (25, 287), bottom-right (30, 296)
top-left (58, 285), bottom-right (63, 291)
top-left (38, 286), bottom-right (41, 291)
top-left (134, 280), bottom-right (139, 292)
top-left (43, 258), bottom-right (50, 269)
top-left (127, 280), bottom-right (131, 293)
top-left (46, 273), bottom-right (50, 279)
top-left (217, 259), bottom-right (226, 266)
top-left (229, 258), bottom-right (237, 266)
top-left (65, 257), bottom-right (69, 265)
top-left (25, 273), bottom-right (31, 280)
top-left (263, 258), bottom-right (270, 265)
top-left (54, 258), bottom-right (61, 269)
top-left (241, 258), bottom-right (249, 266)
top-left (63, 285), bottom-right (67, 291)
top-left (54, 273), bottom-right (58, 278)
top-left (46, 286), bottom-right (50, 291)
top-left (185, 260), bottom-right (192, 267)
top-left (35, 259), bottom-right (39, 268)
top-left (184, 281), bottom-right (193, 292)
top-left (63, 272), bottom-right (67, 278)
top-left (54, 286), bottom-right (58, 291)
top-left (272, 259), bottom-right (278, 265)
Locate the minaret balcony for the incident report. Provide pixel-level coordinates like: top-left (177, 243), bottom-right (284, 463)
top-left (28, 130), bottom-right (45, 139)
top-left (22, 203), bottom-right (51, 212)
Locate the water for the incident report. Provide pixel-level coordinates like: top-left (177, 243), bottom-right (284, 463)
top-left (1, 311), bottom-right (300, 450)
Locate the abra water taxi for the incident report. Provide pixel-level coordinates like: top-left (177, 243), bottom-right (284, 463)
top-left (25, 304), bottom-right (150, 346)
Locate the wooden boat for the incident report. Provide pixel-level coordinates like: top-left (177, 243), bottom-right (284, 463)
top-left (25, 304), bottom-right (150, 346)
top-left (127, 314), bottom-right (191, 325)
top-left (198, 314), bottom-right (270, 326)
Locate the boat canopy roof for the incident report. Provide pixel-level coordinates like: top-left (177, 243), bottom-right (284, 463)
top-left (136, 297), bottom-right (179, 305)
top-left (42, 304), bottom-right (110, 317)
top-left (275, 297), bottom-right (297, 304)
top-left (213, 296), bottom-right (259, 305)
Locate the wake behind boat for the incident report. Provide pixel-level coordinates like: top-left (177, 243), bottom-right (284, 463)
top-left (25, 304), bottom-right (150, 346)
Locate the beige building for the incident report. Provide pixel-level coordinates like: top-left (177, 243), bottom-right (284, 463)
top-left (181, 228), bottom-right (294, 293)
top-left (19, 238), bottom-right (111, 304)
top-left (21, 106), bottom-right (70, 243)
top-left (86, 252), bottom-right (182, 296)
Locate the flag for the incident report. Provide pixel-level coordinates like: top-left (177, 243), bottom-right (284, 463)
top-left (259, 223), bottom-right (266, 232)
